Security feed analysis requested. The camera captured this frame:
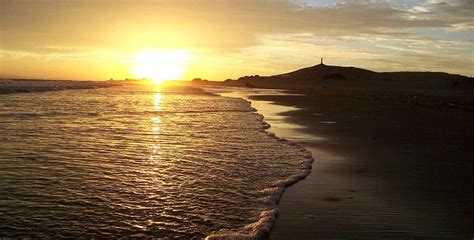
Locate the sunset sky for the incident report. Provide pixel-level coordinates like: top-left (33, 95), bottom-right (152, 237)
top-left (0, 0), bottom-right (473, 80)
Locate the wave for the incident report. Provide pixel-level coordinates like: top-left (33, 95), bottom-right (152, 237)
top-left (0, 108), bottom-right (259, 120)
top-left (0, 85), bottom-right (314, 238)
top-left (205, 96), bottom-right (315, 240)
top-left (136, 108), bottom-right (258, 115)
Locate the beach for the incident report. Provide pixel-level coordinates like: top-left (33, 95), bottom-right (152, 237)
top-left (0, 84), bottom-right (314, 239)
top-left (1, 81), bottom-right (472, 238)
top-left (220, 88), bottom-right (474, 239)
top-left (3, 0), bottom-right (473, 238)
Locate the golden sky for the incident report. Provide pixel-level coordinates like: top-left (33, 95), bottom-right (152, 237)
top-left (0, 0), bottom-right (473, 80)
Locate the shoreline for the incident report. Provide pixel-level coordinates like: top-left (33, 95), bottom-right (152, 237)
top-left (208, 88), bottom-right (314, 239)
top-left (190, 81), bottom-right (474, 112)
top-left (213, 86), bottom-right (473, 239)
top-left (247, 90), bottom-right (473, 239)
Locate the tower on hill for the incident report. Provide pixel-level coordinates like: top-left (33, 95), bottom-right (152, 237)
top-left (320, 58), bottom-right (324, 65)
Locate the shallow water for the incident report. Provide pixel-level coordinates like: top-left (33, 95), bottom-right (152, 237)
top-left (0, 85), bottom-right (312, 239)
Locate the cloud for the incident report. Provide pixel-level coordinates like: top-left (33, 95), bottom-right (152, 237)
top-left (0, 0), bottom-right (472, 78)
top-left (1, 0), bottom-right (471, 51)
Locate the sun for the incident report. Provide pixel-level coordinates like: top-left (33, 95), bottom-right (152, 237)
top-left (132, 49), bottom-right (190, 84)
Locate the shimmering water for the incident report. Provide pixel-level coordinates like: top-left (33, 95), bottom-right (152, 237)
top-left (0, 85), bottom-right (313, 239)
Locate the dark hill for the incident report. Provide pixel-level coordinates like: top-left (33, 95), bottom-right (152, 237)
top-left (275, 64), bottom-right (376, 81)
top-left (226, 63), bottom-right (473, 95)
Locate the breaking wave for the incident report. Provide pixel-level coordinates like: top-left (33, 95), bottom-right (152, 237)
top-left (0, 85), bottom-right (314, 239)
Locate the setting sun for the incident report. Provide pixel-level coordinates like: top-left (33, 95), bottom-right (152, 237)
top-left (1, 1), bottom-right (473, 239)
top-left (132, 49), bottom-right (190, 84)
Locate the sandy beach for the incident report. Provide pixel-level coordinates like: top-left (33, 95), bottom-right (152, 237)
top-left (220, 88), bottom-right (474, 239)
top-left (3, 1), bottom-right (473, 238)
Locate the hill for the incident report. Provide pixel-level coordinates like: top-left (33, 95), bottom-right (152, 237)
top-left (192, 63), bottom-right (471, 95)
top-left (223, 63), bottom-right (473, 94)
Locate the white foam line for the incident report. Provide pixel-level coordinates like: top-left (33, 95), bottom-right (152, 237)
top-left (206, 92), bottom-right (315, 240)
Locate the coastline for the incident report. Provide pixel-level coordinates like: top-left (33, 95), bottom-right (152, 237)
top-left (3, 81), bottom-right (471, 238)
top-left (206, 88), bottom-right (314, 239)
top-left (216, 87), bottom-right (473, 239)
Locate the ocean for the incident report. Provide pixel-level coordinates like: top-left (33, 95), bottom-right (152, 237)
top-left (0, 85), bottom-right (313, 239)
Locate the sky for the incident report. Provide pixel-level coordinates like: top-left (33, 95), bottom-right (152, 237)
top-left (0, 0), bottom-right (473, 80)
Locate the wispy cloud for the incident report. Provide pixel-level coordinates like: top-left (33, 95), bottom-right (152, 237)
top-left (0, 0), bottom-right (472, 79)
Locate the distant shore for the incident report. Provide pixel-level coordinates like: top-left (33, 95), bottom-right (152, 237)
top-left (192, 83), bottom-right (474, 112)
top-left (0, 79), bottom-right (120, 94)
top-left (216, 87), bottom-right (474, 239)
top-left (190, 63), bottom-right (474, 112)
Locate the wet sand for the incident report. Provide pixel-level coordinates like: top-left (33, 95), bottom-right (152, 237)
top-left (220, 88), bottom-right (473, 239)
top-left (251, 92), bottom-right (474, 239)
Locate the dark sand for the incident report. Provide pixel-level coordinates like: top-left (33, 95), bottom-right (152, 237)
top-left (222, 89), bottom-right (473, 239)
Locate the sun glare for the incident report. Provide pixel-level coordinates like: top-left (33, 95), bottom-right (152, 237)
top-left (132, 49), bottom-right (189, 84)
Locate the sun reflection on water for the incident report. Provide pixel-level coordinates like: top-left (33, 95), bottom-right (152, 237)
top-left (153, 88), bottom-right (161, 111)
top-left (149, 91), bottom-right (161, 161)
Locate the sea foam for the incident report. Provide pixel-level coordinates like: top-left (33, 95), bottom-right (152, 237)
top-left (205, 96), bottom-right (314, 240)
top-left (0, 85), bottom-right (314, 239)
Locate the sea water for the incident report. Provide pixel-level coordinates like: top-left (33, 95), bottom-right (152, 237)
top-left (0, 85), bottom-right (313, 239)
